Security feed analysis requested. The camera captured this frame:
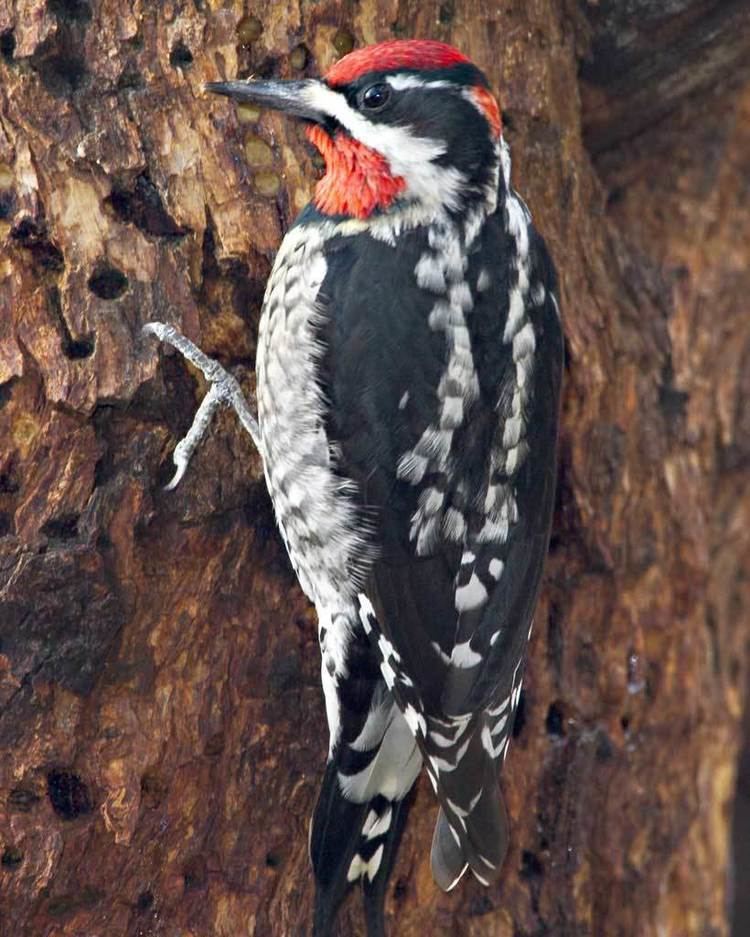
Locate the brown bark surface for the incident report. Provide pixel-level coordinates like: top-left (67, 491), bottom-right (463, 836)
top-left (1, 2), bottom-right (749, 935)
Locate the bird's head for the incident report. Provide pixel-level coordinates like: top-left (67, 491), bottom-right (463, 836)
top-left (207, 40), bottom-right (504, 222)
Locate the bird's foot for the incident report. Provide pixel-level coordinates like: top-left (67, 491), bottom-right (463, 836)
top-left (142, 322), bottom-right (260, 489)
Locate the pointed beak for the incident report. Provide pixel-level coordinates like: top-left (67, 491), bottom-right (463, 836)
top-left (205, 78), bottom-right (326, 123)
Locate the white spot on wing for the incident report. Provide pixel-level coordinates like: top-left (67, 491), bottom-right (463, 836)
top-left (455, 573), bottom-right (488, 612)
top-left (450, 640), bottom-right (483, 669)
top-left (488, 558), bottom-right (504, 579)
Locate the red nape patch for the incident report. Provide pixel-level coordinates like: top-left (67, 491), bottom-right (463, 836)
top-left (306, 125), bottom-right (406, 219)
top-left (326, 39), bottom-right (471, 87)
top-left (471, 85), bottom-right (502, 138)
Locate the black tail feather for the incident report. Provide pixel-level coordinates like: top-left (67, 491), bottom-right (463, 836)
top-left (362, 795), bottom-right (411, 937)
top-left (311, 770), bottom-right (414, 937)
top-left (311, 761), bottom-right (369, 936)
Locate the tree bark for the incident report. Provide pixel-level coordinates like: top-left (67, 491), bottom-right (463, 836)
top-left (1, 2), bottom-right (749, 935)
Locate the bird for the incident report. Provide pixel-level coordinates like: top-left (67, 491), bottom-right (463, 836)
top-left (149, 37), bottom-right (563, 937)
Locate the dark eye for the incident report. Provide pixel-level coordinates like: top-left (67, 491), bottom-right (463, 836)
top-left (361, 83), bottom-right (391, 111)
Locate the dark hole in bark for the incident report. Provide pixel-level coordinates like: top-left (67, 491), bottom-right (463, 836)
top-left (0, 512), bottom-right (14, 536)
top-left (10, 219), bottom-right (65, 271)
top-left (169, 41), bottom-right (194, 69)
top-left (1, 846), bottom-right (23, 870)
top-left (88, 266), bottom-right (128, 300)
top-left (546, 701), bottom-right (565, 736)
top-left (520, 849), bottom-right (544, 880)
top-left (0, 471), bottom-right (19, 493)
top-left (438, 1), bottom-right (455, 24)
top-left (106, 174), bottom-right (187, 238)
top-left (41, 514), bottom-right (80, 540)
top-left (0, 30), bottom-right (15, 61)
top-left (136, 890), bottom-right (154, 912)
top-left (0, 381), bottom-right (14, 411)
top-left (0, 190), bottom-right (15, 219)
top-left (37, 53), bottom-right (88, 95)
top-left (64, 336), bottom-right (95, 359)
top-left (254, 56), bottom-right (281, 80)
top-left (265, 852), bottom-right (280, 868)
top-left (659, 377), bottom-right (690, 427)
top-left (595, 730), bottom-right (614, 762)
top-left (48, 0), bottom-right (92, 23)
top-left (117, 67), bottom-right (144, 91)
top-left (46, 769), bottom-right (93, 819)
top-left (393, 877), bottom-right (408, 900)
top-left (140, 770), bottom-right (167, 808)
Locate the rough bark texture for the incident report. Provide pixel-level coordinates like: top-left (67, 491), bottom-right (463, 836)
top-left (1, 2), bottom-right (749, 935)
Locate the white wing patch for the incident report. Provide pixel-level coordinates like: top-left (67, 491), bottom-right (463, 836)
top-left (455, 573), bottom-right (488, 612)
top-left (450, 640), bottom-right (483, 669)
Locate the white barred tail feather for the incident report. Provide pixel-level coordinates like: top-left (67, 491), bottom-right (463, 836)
top-left (430, 734), bottom-right (510, 891)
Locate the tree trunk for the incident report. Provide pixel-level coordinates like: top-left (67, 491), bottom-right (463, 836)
top-left (1, 2), bottom-right (749, 935)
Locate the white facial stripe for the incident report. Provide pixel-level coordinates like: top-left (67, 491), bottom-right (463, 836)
top-left (385, 75), bottom-right (451, 91)
top-left (302, 82), bottom-right (465, 212)
top-left (303, 82), bottom-right (443, 163)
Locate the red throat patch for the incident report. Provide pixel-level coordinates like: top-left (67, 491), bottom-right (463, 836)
top-left (306, 124), bottom-right (406, 219)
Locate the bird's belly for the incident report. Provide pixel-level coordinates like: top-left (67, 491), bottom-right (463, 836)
top-left (255, 226), bottom-right (368, 609)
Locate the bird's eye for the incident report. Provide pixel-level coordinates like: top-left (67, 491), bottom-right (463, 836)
top-left (361, 83), bottom-right (391, 111)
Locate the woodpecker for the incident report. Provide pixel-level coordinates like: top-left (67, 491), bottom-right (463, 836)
top-left (148, 38), bottom-right (563, 937)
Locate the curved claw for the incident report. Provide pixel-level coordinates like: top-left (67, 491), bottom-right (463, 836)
top-left (164, 439), bottom-right (192, 491)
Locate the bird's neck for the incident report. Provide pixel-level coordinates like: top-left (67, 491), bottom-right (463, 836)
top-left (306, 126), bottom-right (503, 225)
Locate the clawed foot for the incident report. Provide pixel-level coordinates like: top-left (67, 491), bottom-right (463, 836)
top-left (142, 322), bottom-right (261, 489)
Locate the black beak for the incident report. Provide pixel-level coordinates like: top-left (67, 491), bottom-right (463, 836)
top-left (205, 78), bottom-right (325, 123)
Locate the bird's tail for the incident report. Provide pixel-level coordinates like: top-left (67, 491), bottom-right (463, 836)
top-left (311, 692), bottom-right (421, 936)
top-left (428, 719), bottom-right (510, 892)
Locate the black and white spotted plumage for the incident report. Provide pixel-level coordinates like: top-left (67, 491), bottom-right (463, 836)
top-left (213, 40), bottom-right (563, 936)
